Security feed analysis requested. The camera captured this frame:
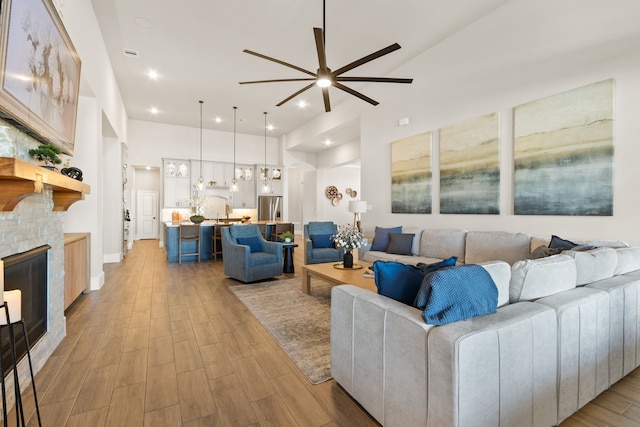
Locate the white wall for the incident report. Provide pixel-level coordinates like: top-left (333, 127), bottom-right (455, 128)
top-left (317, 166), bottom-right (362, 226)
top-left (286, 0), bottom-right (640, 246)
top-left (102, 136), bottom-right (123, 262)
top-left (127, 120), bottom-right (278, 168)
top-left (64, 96), bottom-right (105, 289)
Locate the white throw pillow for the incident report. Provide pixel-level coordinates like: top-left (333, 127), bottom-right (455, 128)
top-left (403, 226), bottom-right (424, 256)
top-left (510, 254), bottom-right (577, 302)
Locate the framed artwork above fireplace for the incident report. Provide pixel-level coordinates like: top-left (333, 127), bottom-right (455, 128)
top-left (0, 0), bottom-right (82, 155)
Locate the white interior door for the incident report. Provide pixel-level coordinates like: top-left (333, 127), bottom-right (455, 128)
top-left (137, 191), bottom-right (158, 239)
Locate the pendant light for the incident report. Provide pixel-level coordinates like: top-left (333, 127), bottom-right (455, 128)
top-left (230, 106), bottom-right (240, 192)
top-left (196, 100), bottom-right (205, 190)
top-left (262, 111), bottom-right (271, 193)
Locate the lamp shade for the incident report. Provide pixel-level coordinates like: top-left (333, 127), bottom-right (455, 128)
top-left (348, 201), bottom-right (367, 214)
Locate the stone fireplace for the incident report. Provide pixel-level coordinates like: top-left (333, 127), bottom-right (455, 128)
top-left (0, 192), bottom-right (66, 403)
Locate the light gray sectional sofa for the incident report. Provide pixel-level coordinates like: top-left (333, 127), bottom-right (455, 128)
top-left (332, 229), bottom-right (640, 427)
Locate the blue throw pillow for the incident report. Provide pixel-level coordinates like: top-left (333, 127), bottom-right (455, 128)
top-left (310, 234), bottom-right (334, 249)
top-left (416, 256), bottom-right (457, 274)
top-left (414, 265), bottom-right (498, 325)
top-left (548, 235), bottom-right (577, 250)
top-left (370, 226), bottom-right (402, 251)
top-left (237, 236), bottom-right (263, 253)
top-left (373, 261), bottom-right (425, 305)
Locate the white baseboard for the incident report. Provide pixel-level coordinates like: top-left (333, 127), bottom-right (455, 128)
top-left (103, 252), bottom-right (122, 263)
top-left (90, 271), bottom-right (104, 291)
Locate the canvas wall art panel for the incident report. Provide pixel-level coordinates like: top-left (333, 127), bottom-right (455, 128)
top-left (0, 0), bottom-right (81, 154)
top-left (391, 132), bottom-right (431, 214)
top-left (514, 79), bottom-right (614, 216)
top-left (440, 112), bottom-right (500, 214)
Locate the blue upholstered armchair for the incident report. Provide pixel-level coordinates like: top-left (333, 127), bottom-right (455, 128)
top-left (221, 224), bottom-right (283, 283)
top-left (304, 221), bottom-right (344, 265)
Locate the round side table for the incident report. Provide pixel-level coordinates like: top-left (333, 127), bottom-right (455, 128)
top-left (282, 243), bottom-right (299, 274)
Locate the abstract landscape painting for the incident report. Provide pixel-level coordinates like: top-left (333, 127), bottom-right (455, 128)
top-left (514, 79), bottom-right (614, 216)
top-left (440, 112), bottom-right (500, 214)
top-left (391, 132), bottom-right (431, 213)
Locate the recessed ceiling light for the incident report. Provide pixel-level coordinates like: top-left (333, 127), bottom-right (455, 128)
top-left (324, 139), bottom-right (332, 146)
top-left (215, 117), bottom-right (222, 123)
top-left (297, 100), bottom-right (307, 109)
top-left (145, 166), bottom-right (151, 170)
top-left (150, 107), bottom-right (158, 115)
top-left (147, 69), bottom-right (159, 80)
top-left (267, 124), bottom-right (274, 131)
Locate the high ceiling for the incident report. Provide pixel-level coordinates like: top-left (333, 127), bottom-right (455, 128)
top-left (90, 0), bottom-right (510, 149)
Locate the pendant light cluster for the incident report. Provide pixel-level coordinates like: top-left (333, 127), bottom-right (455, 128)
top-left (230, 106), bottom-right (240, 193)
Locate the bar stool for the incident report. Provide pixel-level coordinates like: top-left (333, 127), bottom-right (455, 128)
top-left (0, 290), bottom-right (41, 427)
top-left (178, 224), bottom-right (201, 264)
top-left (212, 224), bottom-right (230, 261)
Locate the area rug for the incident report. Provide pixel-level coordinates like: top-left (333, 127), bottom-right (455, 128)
top-left (230, 277), bottom-right (333, 384)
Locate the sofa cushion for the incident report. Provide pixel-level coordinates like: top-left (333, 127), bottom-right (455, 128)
top-left (310, 233), bottom-right (333, 248)
top-left (371, 226), bottom-right (402, 251)
top-left (465, 231), bottom-right (531, 265)
top-left (562, 247), bottom-right (618, 286)
top-left (236, 236), bottom-right (263, 253)
top-left (413, 265), bottom-right (498, 325)
top-left (614, 247), bottom-right (640, 276)
top-left (510, 254), bottom-right (577, 302)
top-left (386, 233), bottom-right (415, 255)
top-left (373, 261), bottom-right (425, 305)
top-left (419, 229), bottom-right (467, 263)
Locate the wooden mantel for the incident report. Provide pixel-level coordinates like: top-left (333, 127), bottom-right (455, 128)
top-left (0, 157), bottom-right (91, 211)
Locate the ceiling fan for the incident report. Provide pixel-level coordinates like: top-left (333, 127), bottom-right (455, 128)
top-left (239, 1), bottom-right (413, 112)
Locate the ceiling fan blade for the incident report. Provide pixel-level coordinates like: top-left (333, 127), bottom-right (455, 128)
top-left (243, 49), bottom-right (316, 77)
top-left (275, 83), bottom-right (316, 107)
top-left (333, 82), bottom-right (379, 106)
top-left (313, 28), bottom-right (328, 71)
top-left (322, 87), bottom-right (331, 112)
top-left (332, 43), bottom-right (401, 76)
top-left (336, 76), bottom-right (413, 84)
top-left (239, 78), bottom-right (316, 85)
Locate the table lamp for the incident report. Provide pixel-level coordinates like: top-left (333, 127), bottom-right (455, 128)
top-left (348, 201), bottom-right (367, 232)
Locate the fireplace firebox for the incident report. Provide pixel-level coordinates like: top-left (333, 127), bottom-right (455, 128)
top-left (1, 245), bottom-right (49, 369)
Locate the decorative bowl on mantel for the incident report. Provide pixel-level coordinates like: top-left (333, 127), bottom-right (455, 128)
top-left (189, 215), bottom-right (205, 224)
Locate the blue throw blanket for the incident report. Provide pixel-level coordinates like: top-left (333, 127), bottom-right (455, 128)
top-left (413, 264), bottom-right (498, 325)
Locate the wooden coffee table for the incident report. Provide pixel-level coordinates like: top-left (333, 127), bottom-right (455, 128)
top-left (301, 261), bottom-right (376, 294)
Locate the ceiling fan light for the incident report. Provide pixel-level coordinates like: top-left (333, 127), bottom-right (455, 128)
top-left (316, 77), bottom-right (331, 88)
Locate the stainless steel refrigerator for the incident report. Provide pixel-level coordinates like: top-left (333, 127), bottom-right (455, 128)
top-left (258, 196), bottom-right (282, 222)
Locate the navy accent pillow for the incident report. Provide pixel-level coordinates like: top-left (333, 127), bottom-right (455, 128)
top-left (373, 261), bottom-right (425, 305)
top-left (414, 265), bottom-right (498, 325)
top-left (310, 234), bottom-right (333, 249)
top-left (237, 236), bottom-right (263, 253)
top-left (549, 235), bottom-right (577, 250)
top-left (386, 233), bottom-right (414, 255)
top-left (416, 256), bottom-right (457, 274)
top-left (370, 226), bottom-right (402, 251)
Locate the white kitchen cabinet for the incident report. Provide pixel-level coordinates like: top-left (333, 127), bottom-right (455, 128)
top-left (163, 158), bottom-right (191, 207)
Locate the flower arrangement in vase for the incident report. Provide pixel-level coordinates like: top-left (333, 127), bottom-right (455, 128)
top-left (331, 224), bottom-right (365, 268)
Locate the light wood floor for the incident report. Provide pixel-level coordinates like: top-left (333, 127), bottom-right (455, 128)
top-left (11, 238), bottom-right (640, 426)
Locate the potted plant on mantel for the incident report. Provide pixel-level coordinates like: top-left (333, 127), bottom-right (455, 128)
top-left (29, 143), bottom-right (62, 170)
